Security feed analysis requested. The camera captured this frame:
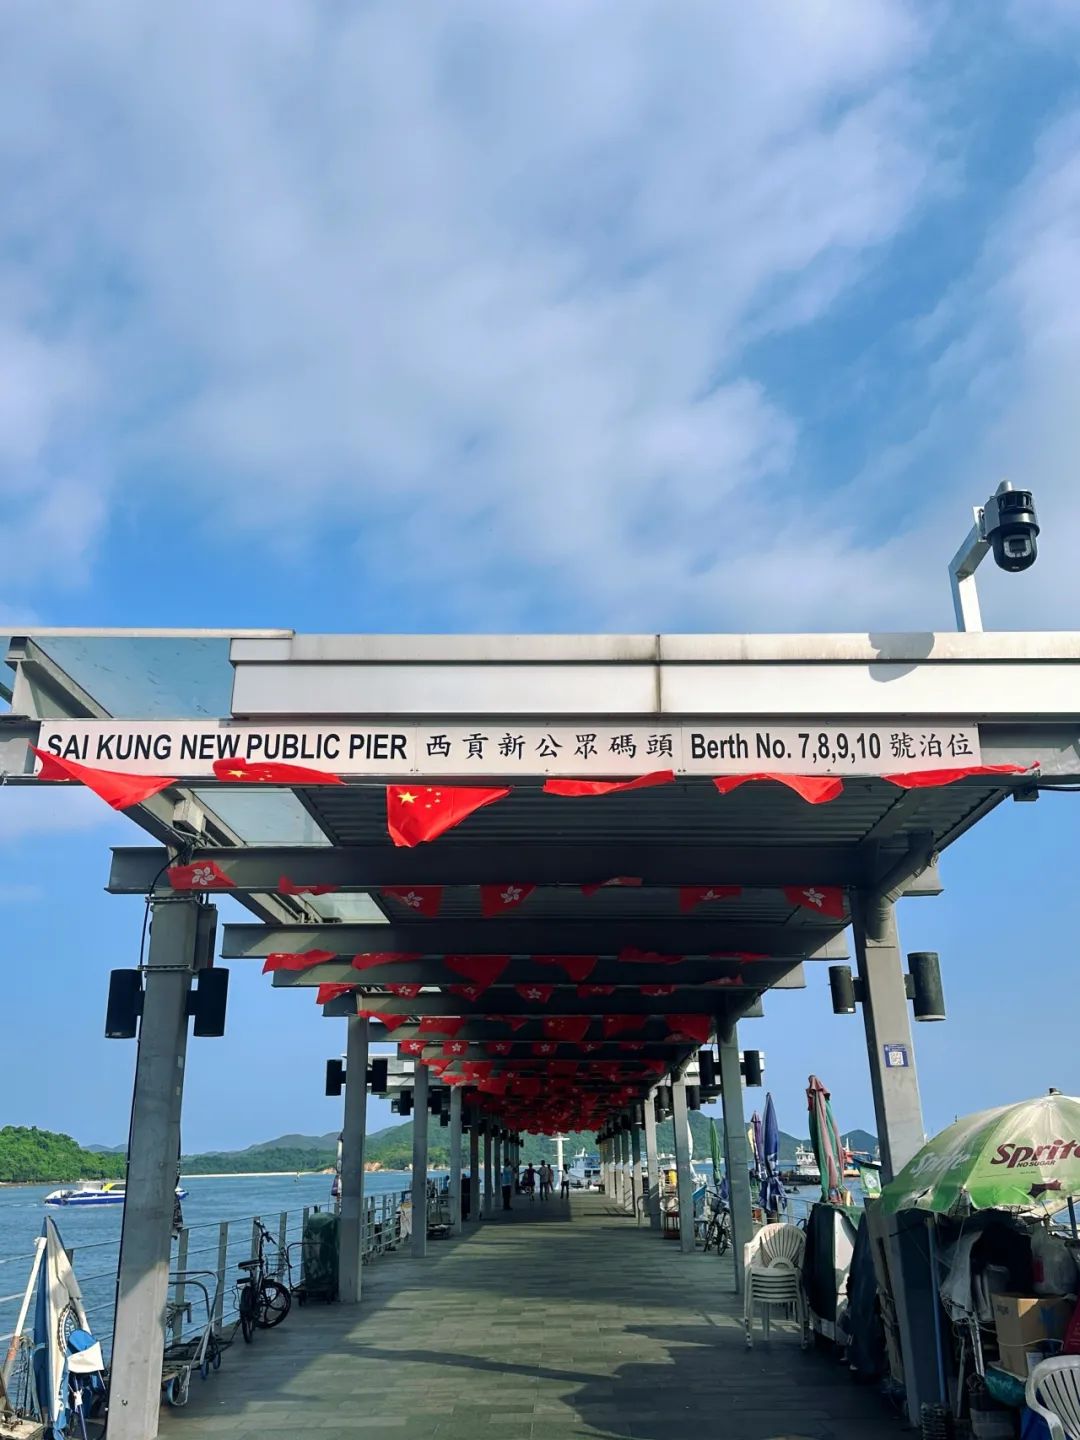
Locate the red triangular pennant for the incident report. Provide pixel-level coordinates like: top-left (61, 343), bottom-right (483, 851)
top-left (603, 1014), bottom-right (647, 1038)
top-left (167, 860), bottom-right (235, 891)
top-left (782, 885), bottom-right (845, 919)
top-left (365, 1012), bottom-right (407, 1032)
top-left (462, 1060), bottom-right (494, 1079)
top-left (514, 984), bottom-right (554, 1004)
top-left (533, 955), bottom-right (598, 983)
top-left (487, 1014), bottom-right (528, 1031)
top-left (32, 747), bottom-right (177, 810)
top-left (418, 1016), bottom-right (465, 1037)
top-left (381, 886), bottom-right (443, 917)
top-left (479, 883), bottom-right (536, 917)
top-left (880, 763), bottom-right (1031, 789)
top-left (544, 770), bottom-right (674, 797)
top-left (543, 1016), bottom-right (591, 1042)
top-left (580, 876), bottom-right (643, 896)
top-left (351, 952), bottom-right (421, 971)
top-left (261, 948), bottom-right (336, 974)
top-left (640, 984), bottom-right (676, 996)
top-left (666, 1013), bottom-right (712, 1043)
top-left (619, 947), bottom-right (683, 965)
top-left (578, 984), bottom-right (615, 997)
top-left (315, 983), bottom-right (354, 1005)
top-left (279, 874), bottom-right (338, 896)
top-left (445, 955), bottom-right (510, 987)
top-left (712, 773), bottom-right (843, 804)
top-left (212, 756), bottom-right (343, 786)
top-left (678, 885), bottom-right (741, 912)
top-left (387, 785), bottom-right (510, 847)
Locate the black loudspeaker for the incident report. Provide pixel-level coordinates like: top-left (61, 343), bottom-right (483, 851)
top-left (191, 967), bottom-right (229, 1037)
top-left (698, 1050), bottom-right (717, 1088)
top-left (398, 1090), bottom-right (413, 1117)
top-left (326, 1059), bottom-right (345, 1097)
top-left (367, 1057), bottom-right (389, 1091)
top-left (429, 1089), bottom-right (444, 1114)
top-left (654, 1085), bottom-right (672, 1119)
top-left (742, 1050), bottom-right (763, 1087)
top-left (105, 970), bottom-right (142, 1039)
top-left (909, 951), bottom-right (946, 1021)
top-left (686, 1085), bottom-right (701, 1111)
top-left (632, 1102), bottom-right (645, 1127)
top-left (829, 965), bottom-right (858, 1015)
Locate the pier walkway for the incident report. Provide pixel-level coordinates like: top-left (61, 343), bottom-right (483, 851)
top-left (157, 1195), bottom-right (896, 1440)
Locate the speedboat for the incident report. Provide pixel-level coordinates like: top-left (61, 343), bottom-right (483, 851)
top-left (44, 1181), bottom-right (187, 1207)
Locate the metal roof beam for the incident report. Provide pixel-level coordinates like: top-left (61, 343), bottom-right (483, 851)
top-left (269, 959), bottom-right (804, 989)
top-left (222, 919), bottom-right (849, 959)
top-left (284, 988), bottom-right (780, 1015)
top-left (109, 844), bottom-right (941, 892)
top-left (349, 1018), bottom-right (719, 1042)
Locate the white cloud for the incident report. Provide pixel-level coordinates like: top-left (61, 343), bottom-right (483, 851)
top-left (0, 0), bottom-right (940, 628)
top-left (0, 786), bottom-right (121, 844)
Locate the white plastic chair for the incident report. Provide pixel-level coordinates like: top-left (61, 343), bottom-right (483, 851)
top-left (743, 1222), bottom-right (808, 1349)
top-left (1026, 1356), bottom-right (1080, 1440)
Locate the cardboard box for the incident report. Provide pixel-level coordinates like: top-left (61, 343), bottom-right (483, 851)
top-left (991, 1293), bottom-right (1072, 1376)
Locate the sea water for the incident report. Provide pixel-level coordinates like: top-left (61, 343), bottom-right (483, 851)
top-left (0, 1170), bottom-right (433, 1345)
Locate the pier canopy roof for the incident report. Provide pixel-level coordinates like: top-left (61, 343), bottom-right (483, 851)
top-left (5, 629), bottom-right (1080, 1133)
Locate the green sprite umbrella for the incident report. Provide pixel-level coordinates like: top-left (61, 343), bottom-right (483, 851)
top-left (880, 1093), bottom-right (1080, 1216)
top-left (709, 1117), bottom-right (723, 1186)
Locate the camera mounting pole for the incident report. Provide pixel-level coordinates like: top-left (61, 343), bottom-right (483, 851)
top-left (948, 502), bottom-right (991, 632)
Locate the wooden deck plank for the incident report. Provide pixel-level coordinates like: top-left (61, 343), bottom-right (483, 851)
top-left (157, 1194), bottom-right (899, 1440)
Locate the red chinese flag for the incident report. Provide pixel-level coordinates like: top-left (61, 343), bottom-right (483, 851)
top-left (381, 886), bottom-right (443, 917)
top-left (480, 883), bottom-right (536, 917)
top-left (880, 764), bottom-right (1031, 789)
top-left (578, 984), bottom-right (615, 997)
top-left (418, 1016), bottom-right (465, 1037)
top-left (544, 770), bottom-right (674, 798)
top-left (32, 747), bottom-right (177, 810)
top-left (278, 874), bottom-right (338, 896)
top-left (514, 984), bottom-right (554, 1005)
top-left (444, 955), bottom-right (510, 987)
top-left (543, 1016), bottom-right (591, 1042)
top-left (666, 1013), bottom-right (712, 1043)
top-left (712, 773), bottom-right (843, 804)
top-left (580, 876), bottom-right (643, 896)
top-left (386, 785), bottom-right (510, 847)
top-left (487, 1014), bottom-right (528, 1031)
top-left (261, 948), bottom-right (336, 975)
top-left (640, 984), bottom-right (676, 997)
top-left (399, 1040), bottom-right (426, 1056)
top-left (371, 1013), bottom-right (407, 1032)
top-left (167, 860), bottom-right (235, 891)
top-left (619, 947), bottom-right (683, 965)
top-left (603, 1014), bottom-right (646, 1038)
top-left (315, 983), bottom-right (354, 1005)
top-left (351, 952), bottom-right (421, 972)
top-left (386, 983), bottom-right (423, 999)
top-left (211, 756), bottom-right (343, 786)
top-left (678, 885), bottom-right (741, 912)
top-left (533, 955), bottom-right (598, 983)
top-left (783, 885), bottom-right (845, 919)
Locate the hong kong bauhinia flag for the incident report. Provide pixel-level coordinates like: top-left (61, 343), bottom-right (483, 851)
top-left (783, 885), bottom-right (845, 919)
top-left (32, 747), bottom-right (177, 810)
top-left (386, 785), bottom-right (510, 847)
top-left (167, 860), bottom-right (235, 891)
top-left (480, 884), bottom-right (536, 917)
top-left (212, 757), bottom-right (343, 785)
top-left (382, 886), bottom-right (443, 917)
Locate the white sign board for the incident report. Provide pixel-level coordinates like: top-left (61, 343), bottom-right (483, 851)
top-left (34, 719), bottom-right (982, 778)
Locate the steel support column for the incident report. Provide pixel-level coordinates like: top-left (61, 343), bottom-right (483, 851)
top-left (630, 1123), bottom-right (642, 1221)
top-left (643, 1090), bottom-right (661, 1230)
top-left (718, 1028), bottom-right (754, 1293)
top-left (853, 892), bottom-right (925, 1182)
top-left (411, 1063), bottom-right (429, 1257)
top-left (338, 1015), bottom-right (369, 1303)
top-left (493, 1132), bottom-right (502, 1210)
top-left (619, 1129), bottom-right (631, 1210)
top-left (483, 1128), bottom-right (493, 1216)
top-left (671, 1078), bottom-right (696, 1255)
top-left (109, 898), bottom-right (202, 1440)
top-left (469, 1119), bottom-right (480, 1223)
top-left (448, 1086), bottom-right (463, 1235)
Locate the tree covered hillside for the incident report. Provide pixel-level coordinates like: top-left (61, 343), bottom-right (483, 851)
top-left (0, 1127), bottom-right (126, 1183)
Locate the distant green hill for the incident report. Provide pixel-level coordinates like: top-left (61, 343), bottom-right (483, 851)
top-left (0, 1126), bottom-right (126, 1183)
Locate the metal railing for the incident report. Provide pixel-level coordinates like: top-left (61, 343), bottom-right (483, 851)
top-left (0, 1189), bottom-right (411, 1363)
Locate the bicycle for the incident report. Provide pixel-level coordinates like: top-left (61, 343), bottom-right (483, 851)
top-left (236, 1222), bottom-right (292, 1341)
top-left (702, 1201), bottom-right (732, 1257)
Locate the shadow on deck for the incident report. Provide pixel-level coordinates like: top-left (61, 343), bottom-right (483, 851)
top-left (157, 1194), bottom-right (899, 1440)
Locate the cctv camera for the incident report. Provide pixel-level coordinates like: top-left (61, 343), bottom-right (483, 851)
top-left (983, 486), bottom-right (1039, 572)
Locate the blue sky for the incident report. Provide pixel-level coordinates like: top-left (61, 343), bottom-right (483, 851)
top-left (1, 1), bottom-right (1080, 1151)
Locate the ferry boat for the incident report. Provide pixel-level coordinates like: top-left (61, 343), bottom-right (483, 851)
top-left (568, 1149), bottom-right (601, 1188)
top-left (44, 1181), bottom-right (188, 1207)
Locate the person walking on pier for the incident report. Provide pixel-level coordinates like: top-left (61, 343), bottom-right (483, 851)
top-left (539, 1163), bottom-right (553, 1201)
top-left (561, 1164), bottom-right (572, 1199)
top-left (501, 1160), bottom-right (514, 1211)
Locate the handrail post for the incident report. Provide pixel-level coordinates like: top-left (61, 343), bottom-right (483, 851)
top-left (214, 1222), bottom-right (228, 1333)
top-left (171, 1229), bottom-right (189, 1344)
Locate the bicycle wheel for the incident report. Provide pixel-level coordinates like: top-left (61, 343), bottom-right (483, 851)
top-left (716, 1213), bottom-right (732, 1257)
top-left (238, 1285), bottom-right (257, 1343)
top-left (256, 1278), bottom-right (292, 1329)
